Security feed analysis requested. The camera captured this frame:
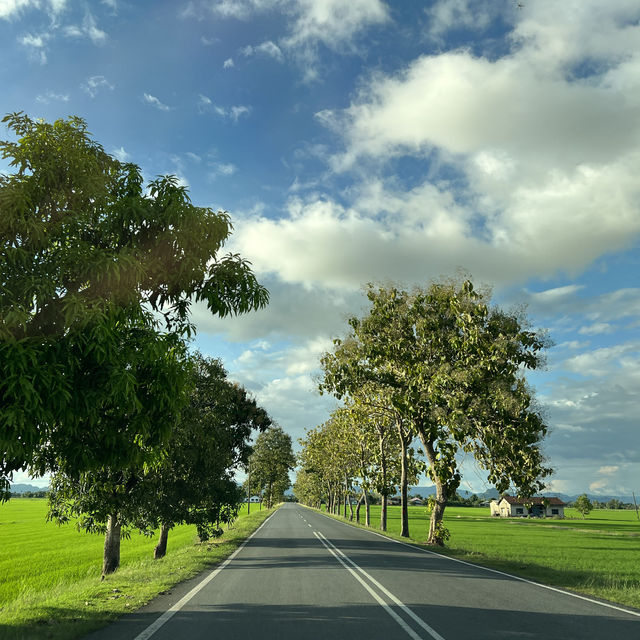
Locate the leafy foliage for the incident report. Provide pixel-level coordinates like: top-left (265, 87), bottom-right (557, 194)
top-left (0, 113), bottom-right (268, 499)
top-left (319, 279), bottom-right (552, 545)
top-left (48, 354), bottom-right (272, 570)
top-left (249, 426), bottom-right (295, 508)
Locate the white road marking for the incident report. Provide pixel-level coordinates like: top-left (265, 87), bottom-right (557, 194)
top-left (314, 531), bottom-right (428, 640)
top-left (315, 531), bottom-right (446, 640)
top-left (133, 514), bottom-right (273, 640)
top-left (303, 505), bottom-right (640, 619)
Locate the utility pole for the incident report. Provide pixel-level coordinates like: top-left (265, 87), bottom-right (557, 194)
top-left (633, 491), bottom-right (639, 521)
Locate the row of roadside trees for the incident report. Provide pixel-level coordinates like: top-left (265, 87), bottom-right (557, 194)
top-left (0, 113), bottom-right (294, 575)
top-left (295, 280), bottom-right (552, 545)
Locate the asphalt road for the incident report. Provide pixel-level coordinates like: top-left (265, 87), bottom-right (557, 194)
top-left (86, 503), bottom-right (640, 639)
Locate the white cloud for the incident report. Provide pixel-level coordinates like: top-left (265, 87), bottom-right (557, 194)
top-left (18, 31), bottom-right (48, 63)
top-left (198, 0), bottom-right (388, 78)
top-left (217, 336), bottom-right (338, 445)
top-left (199, 95), bottom-right (251, 121)
top-left (242, 40), bottom-right (283, 61)
top-left (561, 341), bottom-right (640, 377)
top-left (597, 465), bottom-right (620, 475)
top-left (223, 57), bottom-right (234, 68)
top-left (309, 7), bottom-right (640, 284)
top-left (329, 53), bottom-right (640, 168)
top-left (112, 146), bottom-right (129, 162)
top-left (206, 0), bottom-right (270, 20)
top-left (0, 0), bottom-right (32, 19)
top-left (230, 105), bottom-right (250, 121)
top-left (426, 0), bottom-right (500, 41)
top-left (518, 287), bottom-right (640, 328)
top-left (82, 74), bottom-right (114, 98)
top-left (511, 0), bottom-right (640, 75)
top-left (1, 0), bottom-right (67, 20)
top-left (578, 322), bottom-right (614, 336)
top-left (64, 12), bottom-right (107, 45)
top-left (281, 0), bottom-right (389, 53)
top-left (193, 276), bottom-right (363, 342)
top-left (35, 90), bottom-right (69, 103)
top-left (197, 93), bottom-right (212, 112)
top-left (557, 341), bottom-right (590, 351)
top-left (209, 162), bottom-right (237, 178)
top-left (143, 93), bottom-right (172, 111)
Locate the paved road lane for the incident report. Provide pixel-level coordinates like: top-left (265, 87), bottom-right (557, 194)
top-left (86, 503), bottom-right (639, 640)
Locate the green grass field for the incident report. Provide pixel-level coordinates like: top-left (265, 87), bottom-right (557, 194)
top-left (0, 498), bottom-right (274, 640)
top-left (322, 504), bottom-right (640, 610)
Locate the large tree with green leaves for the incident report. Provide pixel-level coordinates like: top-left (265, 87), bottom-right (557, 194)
top-left (249, 426), bottom-right (295, 508)
top-left (321, 280), bottom-right (552, 545)
top-left (143, 354), bottom-right (271, 559)
top-left (0, 112), bottom-right (268, 499)
top-left (48, 354), bottom-right (271, 574)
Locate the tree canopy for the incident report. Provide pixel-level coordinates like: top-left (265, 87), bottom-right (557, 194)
top-left (249, 426), bottom-right (295, 508)
top-left (0, 113), bottom-right (269, 499)
top-left (48, 354), bottom-right (272, 573)
top-left (320, 280), bottom-right (552, 545)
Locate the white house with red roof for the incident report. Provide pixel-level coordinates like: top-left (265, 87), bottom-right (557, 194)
top-left (490, 495), bottom-right (566, 518)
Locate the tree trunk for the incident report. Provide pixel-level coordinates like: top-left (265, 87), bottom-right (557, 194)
top-left (102, 514), bottom-right (122, 576)
top-left (246, 466), bottom-right (251, 515)
top-left (379, 434), bottom-right (388, 531)
top-left (380, 494), bottom-right (387, 531)
top-left (427, 481), bottom-right (449, 545)
top-left (419, 436), bottom-right (450, 546)
top-left (355, 493), bottom-right (363, 523)
top-left (154, 523), bottom-right (170, 559)
top-left (398, 424), bottom-right (410, 538)
top-left (364, 492), bottom-right (370, 527)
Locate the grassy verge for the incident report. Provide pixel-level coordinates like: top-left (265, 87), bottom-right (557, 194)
top-left (0, 499), bottom-right (276, 640)
top-left (310, 504), bottom-right (640, 610)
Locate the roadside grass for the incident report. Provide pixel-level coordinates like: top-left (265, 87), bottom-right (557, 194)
top-left (315, 504), bottom-right (640, 611)
top-left (0, 499), bottom-right (275, 640)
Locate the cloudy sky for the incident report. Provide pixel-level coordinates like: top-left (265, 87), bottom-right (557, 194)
top-left (2, 0), bottom-right (639, 497)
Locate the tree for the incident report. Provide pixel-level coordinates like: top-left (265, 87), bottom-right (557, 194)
top-left (48, 354), bottom-right (271, 574)
top-left (0, 113), bottom-right (268, 499)
top-left (144, 354), bottom-right (271, 558)
top-left (249, 426), bottom-right (295, 508)
top-left (574, 494), bottom-right (593, 519)
top-left (321, 280), bottom-right (552, 545)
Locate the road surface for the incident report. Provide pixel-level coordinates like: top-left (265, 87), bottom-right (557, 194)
top-left (86, 503), bottom-right (639, 639)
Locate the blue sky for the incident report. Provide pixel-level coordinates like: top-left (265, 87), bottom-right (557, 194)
top-left (3, 0), bottom-right (639, 497)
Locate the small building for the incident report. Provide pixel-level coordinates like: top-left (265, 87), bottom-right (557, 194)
top-left (490, 495), bottom-right (566, 518)
top-left (409, 497), bottom-right (425, 506)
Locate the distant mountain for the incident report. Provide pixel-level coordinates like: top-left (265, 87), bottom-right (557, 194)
top-left (408, 486), bottom-right (637, 505)
top-left (408, 486), bottom-right (499, 500)
top-left (10, 483), bottom-right (49, 494)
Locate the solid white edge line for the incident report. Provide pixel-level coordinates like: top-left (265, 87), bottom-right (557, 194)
top-left (317, 532), bottom-right (445, 640)
top-left (313, 531), bottom-right (425, 640)
top-left (133, 513), bottom-right (275, 640)
top-left (300, 504), bottom-right (640, 619)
